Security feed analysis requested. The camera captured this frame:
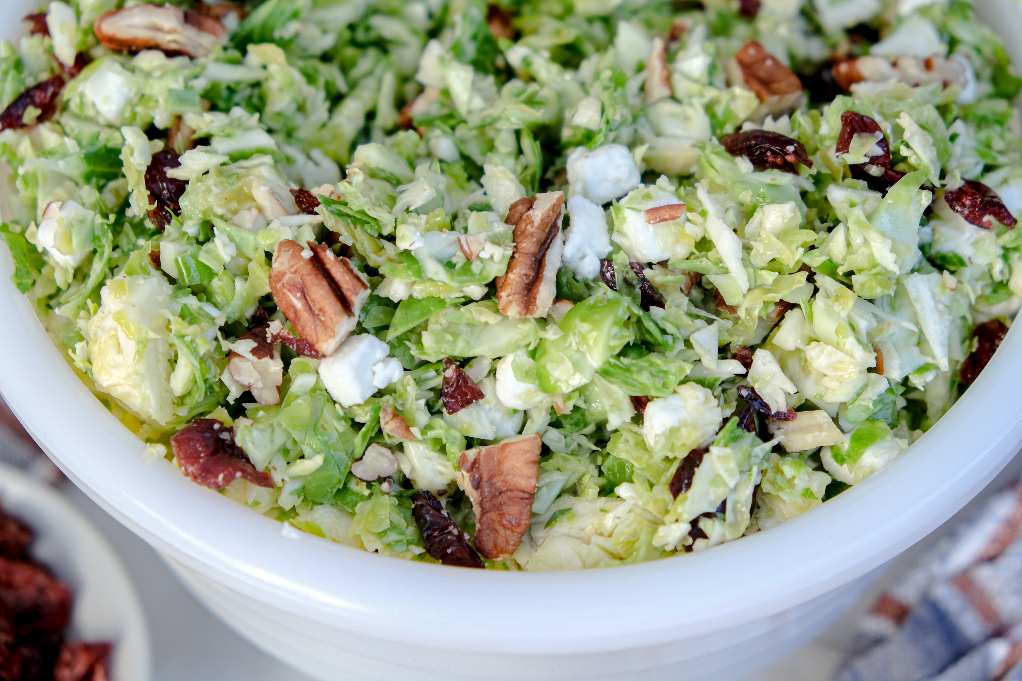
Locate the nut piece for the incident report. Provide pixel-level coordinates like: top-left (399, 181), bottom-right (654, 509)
top-left (726, 41), bottom-right (804, 117)
top-left (442, 358), bottom-right (485, 414)
top-left (768, 410), bottom-right (844, 453)
top-left (265, 319), bottom-right (324, 359)
top-left (411, 490), bottom-right (484, 568)
top-left (380, 405), bottom-right (421, 440)
top-left (644, 204), bottom-right (687, 224)
top-left (833, 55), bottom-right (968, 92)
top-left (351, 443), bottom-right (400, 481)
top-left (94, 4), bottom-right (228, 58)
top-left (456, 433), bottom-right (541, 560)
top-left (269, 240), bottom-right (370, 357)
top-left (486, 4), bottom-right (514, 41)
top-left (644, 37), bottom-right (672, 104)
top-left (228, 326), bottom-right (284, 406)
top-left (504, 197), bottom-right (535, 227)
top-left (496, 191), bottom-right (566, 318)
top-left (170, 419), bottom-right (274, 490)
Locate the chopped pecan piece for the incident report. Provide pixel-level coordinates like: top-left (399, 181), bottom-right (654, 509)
top-left (53, 642), bottom-right (112, 681)
top-left (290, 188), bottom-right (321, 216)
top-left (169, 419), bottom-right (273, 490)
top-left (380, 406), bottom-right (421, 440)
top-left (721, 129), bottom-right (813, 174)
top-left (145, 150), bottom-right (188, 231)
top-left (714, 289), bottom-right (737, 315)
top-left (167, 116), bottom-right (197, 153)
top-left (873, 344), bottom-right (885, 376)
top-left (94, 4), bottom-right (228, 58)
top-left (228, 326), bottom-right (283, 406)
top-left (0, 507), bottom-right (33, 559)
top-left (0, 556), bottom-right (72, 636)
top-left (945, 180), bottom-right (1017, 230)
top-left (350, 444), bottom-right (399, 482)
top-left (960, 319), bottom-right (1009, 384)
top-left (836, 111), bottom-right (891, 168)
top-left (833, 55), bottom-right (969, 93)
top-left (737, 384), bottom-right (795, 421)
top-left (496, 192), bottom-right (565, 318)
top-left (0, 76), bottom-right (65, 132)
top-left (24, 13), bottom-right (48, 36)
top-left (644, 37), bottom-right (672, 104)
top-left (503, 197), bottom-right (535, 227)
top-left (680, 269), bottom-right (701, 295)
top-left (442, 358), bottom-right (485, 414)
top-left (148, 249), bottom-right (161, 270)
top-left (269, 240), bottom-right (370, 357)
top-left (456, 433), bottom-right (541, 560)
top-left (669, 447), bottom-right (707, 498)
top-left (191, 0), bottom-right (247, 22)
top-left (644, 203), bottom-right (687, 224)
top-left (486, 4), bottom-right (514, 41)
top-left (264, 320), bottom-right (325, 359)
top-left (726, 41), bottom-right (804, 117)
top-left (411, 491), bottom-right (484, 568)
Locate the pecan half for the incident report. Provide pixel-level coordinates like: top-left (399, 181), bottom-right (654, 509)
top-left (442, 358), bottom-right (485, 414)
top-left (456, 433), bottom-right (541, 560)
top-left (380, 405), bottom-right (421, 440)
top-left (945, 180), bottom-right (1017, 230)
top-left (170, 419), bottom-right (273, 490)
top-left (644, 37), bottom-right (672, 104)
top-left (411, 491), bottom-right (484, 568)
top-left (836, 111), bottom-right (891, 168)
top-left (53, 642), bottom-right (112, 681)
top-left (265, 319), bottom-right (325, 359)
top-left (486, 4), bottom-right (514, 41)
top-left (94, 4), bottom-right (228, 58)
top-left (496, 192), bottom-right (565, 318)
top-left (290, 188), bottom-right (321, 216)
top-left (145, 149), bottom-right (188, 231)
top-left (0, 76), bottom-right (65, 132)
top-left (350, 443), bottom-right (400, 482)
top-left (960, 319), bottom-right (1009, 384)
top-left (721, 129), bottom-right (813, 174)
top-left (228, 326), bottom-right (284, 406)
top-left (503, 197), bottom-right (535, 227)
top-left (669, 447), bottom-right (706, 498)
top-left (269, 240), bottom-right (370, 357)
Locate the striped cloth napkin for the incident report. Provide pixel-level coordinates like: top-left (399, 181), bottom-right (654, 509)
top-left (833, 479), bottom-right (1022, 681)
top-left (0, 397), bottom-right (61, 483)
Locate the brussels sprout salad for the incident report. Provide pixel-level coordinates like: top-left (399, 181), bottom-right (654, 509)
top-left (1, 0), bottom-right (1020, 570)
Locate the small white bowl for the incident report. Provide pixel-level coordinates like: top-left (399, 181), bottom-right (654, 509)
top-left (0, 463), bottom-right (151, 681)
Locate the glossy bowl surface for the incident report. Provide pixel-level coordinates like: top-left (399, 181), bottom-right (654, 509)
top-left (1, 1), bottom-right (1022, 678)
top-left (0, 464), bottom-right (151, 681)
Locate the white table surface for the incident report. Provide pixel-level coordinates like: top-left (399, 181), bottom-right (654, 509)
top-left (57, 451), bottom-right (1022, 681)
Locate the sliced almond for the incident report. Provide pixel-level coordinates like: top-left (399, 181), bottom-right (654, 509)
top-left (381, 405), bottom-right (421, 440)
top-left (351, 443), bottom-right (400, 481)
top-left (644, 203), bottom-right (687, 225)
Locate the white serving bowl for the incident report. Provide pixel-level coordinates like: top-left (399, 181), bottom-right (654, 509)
top-left (0, 464), bottom-right (151, 681)
top-left (3, 0), bottom-right (1022, 678)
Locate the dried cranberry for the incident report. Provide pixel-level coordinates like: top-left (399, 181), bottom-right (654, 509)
top-left (410, 491), bottom-right (484, 568)
top-left (144, 150), bottom-right (188, 231)
top-left (266, 324), bottom-right (325, 359)
top-left (148, 250), bottom-right (161, 271)
top-left (669, 448), bottom-right (706, 498)
top-left (0, 510), bottom-right (33, 560)
top-left (735, 403), bottom-right (757, 433)
top-left (486, 4), bottom-right (515, 41)
top-left (290, 188), bottom-right (321, 216)
top-left (960, 319), bottom-right (1009, 384)
top-left (738, 0), bottom-right (761, 17)
top-left (53, 641), bottom-right (112, 681)
top-left (23, 13), bottom-right (48, 36)
top-left (169, 419), bottom-right (274, 491)
top-left (732, 347), bottom-right (754, 371)
top-left (720, 129), bottom-right (813, 174)
top-left (849, 164), bottom-right (909, 195)
top-left (441, 359), bottom-right (485, 414)
top-left (714, 289), bottom-right (737, 315)
top-left (629, 262), bottom-right (665, 310)
top-left (60, 53), bottom-right (91, 80)
top-left (0, 556), bottom-right (72, 637)
top-left (630, 395), bottom-right (651, 417)
top-left (736, 384), bottom-right (795, 421)
top-left (836, 111), bottom-right (891, 168)
top-left (945, 180), bottom-right (1017, 230)
top-left (599, 259), bottom-right (617, 290)
top-left (0, 76), bottom-right (65, 132)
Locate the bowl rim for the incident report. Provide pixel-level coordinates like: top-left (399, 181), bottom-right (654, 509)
top-left (2, 0), bottom-right (1022, 658)
top-left (0, 462), bottom-right (152, 681)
